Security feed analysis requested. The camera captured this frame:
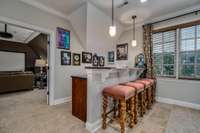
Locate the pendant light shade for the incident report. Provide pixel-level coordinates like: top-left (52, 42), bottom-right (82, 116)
top-left (109, 0), bottom-right (116, 37)
top-left (109, 26), bottom-right (116, 37)
top-left (131, 40), bottom-right (137, 47)
top-left (132, 16), bottom-right (137, 47)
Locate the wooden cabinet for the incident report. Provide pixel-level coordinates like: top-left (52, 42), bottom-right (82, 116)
top-left (72, 76), bottom-right (87, 122)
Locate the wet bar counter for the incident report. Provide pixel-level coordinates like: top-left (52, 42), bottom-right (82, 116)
top-left (85, 67), bottom-right (143, 131)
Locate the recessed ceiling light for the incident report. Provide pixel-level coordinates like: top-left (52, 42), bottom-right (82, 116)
top-left (140, 0), bottom-right (147, 3)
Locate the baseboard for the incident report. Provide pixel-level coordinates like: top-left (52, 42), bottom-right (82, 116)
top-left (156, 97), bottom-right (200, 110)
top-left (54, 96), bottom-right (72, 105)
top-left (86, 119), bottom-right (101, 133)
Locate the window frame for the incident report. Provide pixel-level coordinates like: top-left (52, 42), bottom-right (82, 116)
top-left (152, 20), bottom-right (200, 80)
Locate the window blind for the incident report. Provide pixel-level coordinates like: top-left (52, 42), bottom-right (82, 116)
top-left (153, 30), bottom-right (176, 77)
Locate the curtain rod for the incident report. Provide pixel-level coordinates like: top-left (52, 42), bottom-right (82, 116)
top-left (148, 9), bottom-right (200, 25)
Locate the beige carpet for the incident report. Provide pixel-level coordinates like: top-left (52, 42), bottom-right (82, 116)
top-left (0, 89), bottom-right (200, 133)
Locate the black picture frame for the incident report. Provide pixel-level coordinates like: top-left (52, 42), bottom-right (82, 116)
top-left (99, 56), bottom-right (105, 66)
top-left (135, 53), bottom-right (145, 68)
top-left (82, 52), bottom-right (92, 63)
top-left (61, 51), bottom-right (71, 65)
top-left (93, 54), bottom-right (99, 66)
top-left (73, 53), bottom-right (81, 66)
top-left (108, 51), bottom-right (115, 63)
top-left (116, 43), bottom-right (128, 60)
top-left (56, 27), bottom-right (70, 50)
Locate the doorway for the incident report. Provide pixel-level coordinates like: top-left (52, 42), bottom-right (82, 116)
top-left (0, 16), bottom-right (55, 105)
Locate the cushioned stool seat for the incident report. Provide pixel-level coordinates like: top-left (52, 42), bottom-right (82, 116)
top-left (123, 82), bottom-right (144, 93)
top-left (142, 79), bottom-right (155, 85)
top-left (103, 85), bottom-right (136, 100)
top-left (135, 80), bottom-right (151, 87)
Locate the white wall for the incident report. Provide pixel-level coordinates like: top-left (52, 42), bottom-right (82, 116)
top-left (68, 4), bottom-right (87, 49)
top-left (86, 2), bottom-right (124, 64)
top-left (0, 51), bottom-right (25, 71)
top-left (69, 2), bottom-right (125, 66)
top-left (0, 0), bottom-right (86, 100)
top-left (117, 14), bottom-right (200, 105)
top-left (117, 27), bottom-right (143, 67)
top-left (157, 78), bottom-right (200, 105)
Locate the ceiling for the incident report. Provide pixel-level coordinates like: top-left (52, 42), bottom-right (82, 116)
top-left (0, 23), bottom-right (40, 43)
top-left (20, 0), bottom-right (200, 26)
top-left (91, 0), bottom-right (200, 25)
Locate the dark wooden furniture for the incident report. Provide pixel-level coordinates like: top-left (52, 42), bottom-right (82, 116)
top-left (71, 75), bottom-right (87, 122)
top-left (0, 71), bottom-right (34, 93)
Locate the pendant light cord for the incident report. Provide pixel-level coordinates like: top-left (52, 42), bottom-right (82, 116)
top-left (5, 24), bottom-right (7, 33)
top-left (112, 0), bottom-right (114, 26)
top-left (132, 16), bottom-right (136, 40)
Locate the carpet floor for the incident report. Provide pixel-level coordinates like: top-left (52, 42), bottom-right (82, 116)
top-left (0, 89), bottom-right (199, 133)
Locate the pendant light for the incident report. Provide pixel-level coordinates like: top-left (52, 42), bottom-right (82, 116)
top-left (109, 0), bottom-right (116, 37)
top-left (131, 16), bottom-right (137, 47)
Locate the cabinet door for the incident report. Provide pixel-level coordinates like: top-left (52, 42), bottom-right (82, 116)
top-left (72, 78), bottom-right (87, 122)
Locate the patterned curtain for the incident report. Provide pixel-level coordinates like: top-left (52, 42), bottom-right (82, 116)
top-left (143, 24), bottom-right (155, 79)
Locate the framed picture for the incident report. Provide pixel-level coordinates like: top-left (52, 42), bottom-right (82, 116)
top-left (61, 51), bottom-right (71, 65)
top-left (108, 51), bottom-right (115, 63)
top-left (99, 56), bottom-right (105, 66)
top-left (93, 54), bottom-right (99, 66)
top-left (135, 53), bottom-right (145, 68)
top-left (73, 53), bottom-right (81, 66)
top-left (116, 43), bottom-right (128, 60)
top-left (82, 52), bottom-right (92, 63)
top-left (57, 27), bottom-right (70, 50)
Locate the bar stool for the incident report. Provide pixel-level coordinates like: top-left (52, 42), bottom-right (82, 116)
top-left (102, 85), bottom-right (136, 133)
top-left (135, 79), bottom-right (152, 109)
top-left (121, 82), bottom-right (145, 122)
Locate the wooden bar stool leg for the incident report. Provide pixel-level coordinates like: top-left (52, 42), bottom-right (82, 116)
top-left (142, 91), bottom-right (146, 115)
top-left (113, 99), bottom-right (117, 119)
top-left (143, 89), bottom-right (146, 111)
top-left (118, 102), bottom-right (121, 117)
top-left (119, 99), bottom-right (126, 133)
top-left (102, 95), bottom-right (108, 129)
top-left (129, 96), bottom-right (135, 128)
top-left (140, 92), bottom-right (144, 117)
top-left (134, 93), bottom-right (138, 124)
top-left (147, 88), bottom-right (151, 109)
top-left (148, 87), bottom-right (152, 108)
top-left (151, 86), bottom-right (154, 105)
top-left (153, 83), bottom-right (156, 103)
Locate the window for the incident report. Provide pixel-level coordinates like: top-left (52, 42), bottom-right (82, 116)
top-left (180, 25), bottom-right (200, 79)
top-left (152, 23), bottom-right (200, 80)
top-left (153, 30), bottom-right (176, 77)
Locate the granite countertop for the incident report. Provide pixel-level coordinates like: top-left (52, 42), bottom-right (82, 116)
top-left (85, 66), bottom-right (115, 69)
